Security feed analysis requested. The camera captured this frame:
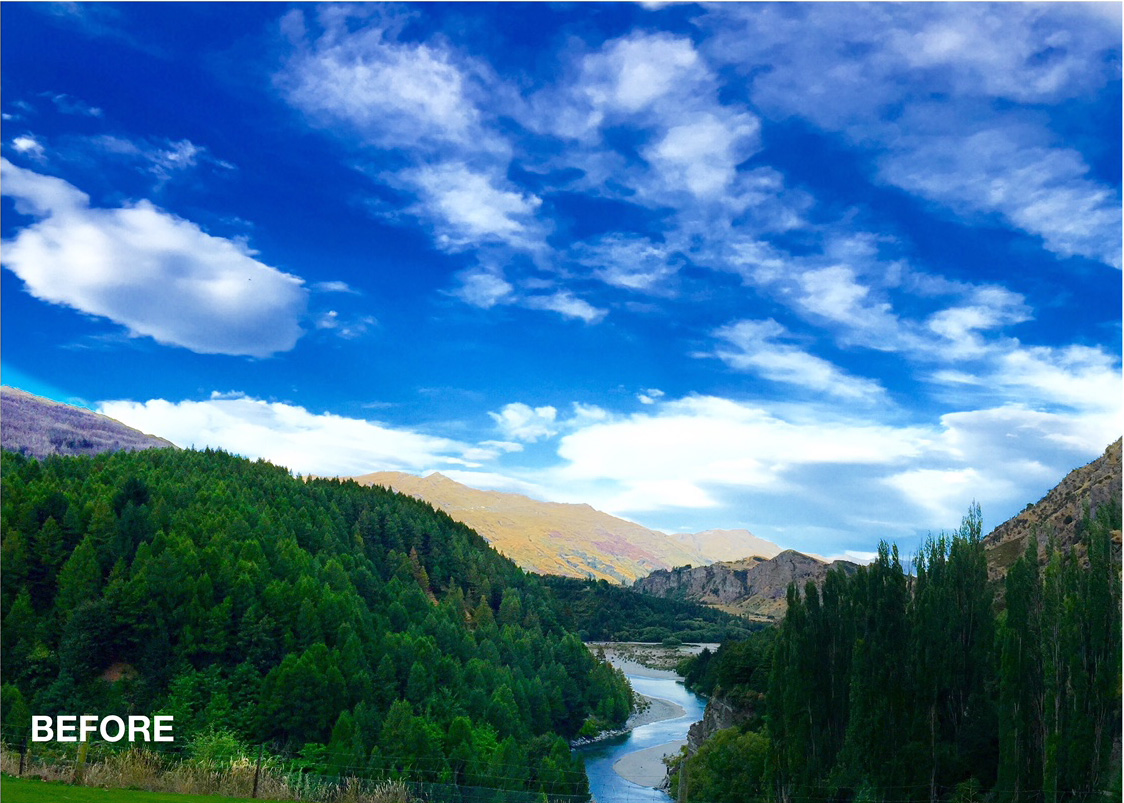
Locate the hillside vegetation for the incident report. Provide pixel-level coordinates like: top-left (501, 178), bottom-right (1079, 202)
top-left (541, 575), bottom-right (761, 643)
top-left (0, 448), bottom-right (633, 799)
top-left (672, 501), bottom-right (1122, 803)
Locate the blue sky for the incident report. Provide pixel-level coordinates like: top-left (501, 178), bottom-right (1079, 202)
top-left (2, 2), bottom-right (1120, 561)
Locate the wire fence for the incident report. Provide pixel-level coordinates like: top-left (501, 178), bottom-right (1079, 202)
top-left (0, 736), bottom-right (592, 803)
top-left (2, 732), bottom-right (1117, 803)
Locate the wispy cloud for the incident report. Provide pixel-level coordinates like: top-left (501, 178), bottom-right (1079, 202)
top-left (710, 319), bottom-right (885, 401)
top-left (701, 2), bottom-right (1121, 267)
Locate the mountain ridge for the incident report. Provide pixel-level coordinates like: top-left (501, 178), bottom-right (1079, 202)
top-left (351, 470), bottom-right (781, 584)
top-left (0, 386), bottom-right (176, 458)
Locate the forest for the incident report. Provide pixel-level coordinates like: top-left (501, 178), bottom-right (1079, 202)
top-left (673, 502), bottom-right (1122, 803)
top-left (0, 447), bottom-right (634, 799)
top-left (542, 575), bottom-right (760, 643)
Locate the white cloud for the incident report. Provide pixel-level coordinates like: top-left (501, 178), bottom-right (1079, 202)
top-left (701, 3), bottom-right (1121, 267)
top-left (1, 159), bottom-right (307, 357)
top-left (11, 136), bottom-right (46, 159)
top-left (407, 163), bottom-right (542, 247)
top-left (994, 344), bottom-right (1123, 416)
top-left (575, 234), bottom-right (680, 294)
top-left (278, 7), bottom-right (495, 153)
top-left (489, 402), bottom-right (559, 442)
top-left (644, 112), bottom-right (760, 198)
top-left (580, 32), bottom-right (704, 118)
top-left (312, 280), bottom-right (358, 294)
top-left (523, 291), bottom-right (606, 323)
top-left (638, 388), bottom-right (665, 405)
top-left (550, 394), bottom-right (930, 514)
top-left (45, 92), bottom-right (103, 118)
top-left (880, 123), bottom-right (1121, 268)
top-left (796, 265), bottom-right (903, 348)
top-left (452, 265), bottom-right (515, 309)
top-left (314, 310), bottom-right (377, 339)
top-left (98, 394), bottom-right (476, 476)
top-left (711, 318), bottom-right (885, 401)
top-left (86, 134), bottom-right (233, 185)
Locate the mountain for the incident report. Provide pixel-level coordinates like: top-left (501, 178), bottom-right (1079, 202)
top-left (983, 437), bottom-right (1122, 582)
top-left (350, 470), bottom-right (759, 584)
top-left (633, 550), bottom-right (861, 622)
top-left (668, 528), bottom-right (782, 562)
top-left (1, 386), bottom-right (175, 458)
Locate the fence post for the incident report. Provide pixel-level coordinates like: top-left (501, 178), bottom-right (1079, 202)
top-left (72, 739), bottom-right (90, 785)
top-left (18, 742), bottom-right (26, 776)
top-left (252, 743), bottom-right (264, 798)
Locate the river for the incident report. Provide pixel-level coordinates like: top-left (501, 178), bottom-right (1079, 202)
top-left (579, 674), bottom-right (708, 803)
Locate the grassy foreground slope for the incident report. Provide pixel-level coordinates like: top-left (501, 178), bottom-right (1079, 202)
top-left (0, 775), bottom-right (249, 803)
top-left (0, 448), bottom-right (631, 799)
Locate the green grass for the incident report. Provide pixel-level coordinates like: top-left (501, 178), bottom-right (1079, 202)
top-left (0, 775), bottom-right (266, 803)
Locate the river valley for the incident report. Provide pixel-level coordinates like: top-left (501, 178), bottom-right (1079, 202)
top-left (579, 645), bottom-right (710, 803)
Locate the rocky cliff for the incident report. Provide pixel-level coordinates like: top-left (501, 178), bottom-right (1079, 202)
top-left (983, 438), bottom-right (1122, 582)
top-left (634, 550), bottom-right (860, 621)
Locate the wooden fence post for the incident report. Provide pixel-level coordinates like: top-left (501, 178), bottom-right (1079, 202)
top-left (72, 740), bottom-right (90, 785)
top-left (251, 743), bottom-right (264, 798)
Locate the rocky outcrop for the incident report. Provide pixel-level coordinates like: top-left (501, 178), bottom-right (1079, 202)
top-left (1, 386), bottom-right (176, 459)
top-left (687, 694), bottom-right (753, 751)
top-left (634, 550), bottom-right (860, 621)
top-left (983, 439), bottom-right (1122, 582)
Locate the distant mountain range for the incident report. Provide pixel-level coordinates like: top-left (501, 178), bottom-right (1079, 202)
top-left (634, 551), bottom-right (862, 622)
top-left (352, 470), bottom-right (780, 584)
top-left (666, 528), bottom-right (782, 564)
top-left (0, 386), bottom-right (175, 458)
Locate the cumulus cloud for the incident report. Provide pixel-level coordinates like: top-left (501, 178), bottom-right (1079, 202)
top-left (1, 159), bottom-right (307, 356)
top-left (45, 92), bottom-right (103, 118)
top-left (644, 112), bottom-right (760, 199)
top-left (489, 402), bottom-right (559, 442)
top-left (312, 280), bottom-right (358, 294)
top-left (98, 394), bottom-right (478, 476)
top-left (711, 319), bottom-right (885, 401)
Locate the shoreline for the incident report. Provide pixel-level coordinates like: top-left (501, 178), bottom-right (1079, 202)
top-left (612, 739), bottom-right (686, 788)
top-left (570, 691), bottom-right (686, 747)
